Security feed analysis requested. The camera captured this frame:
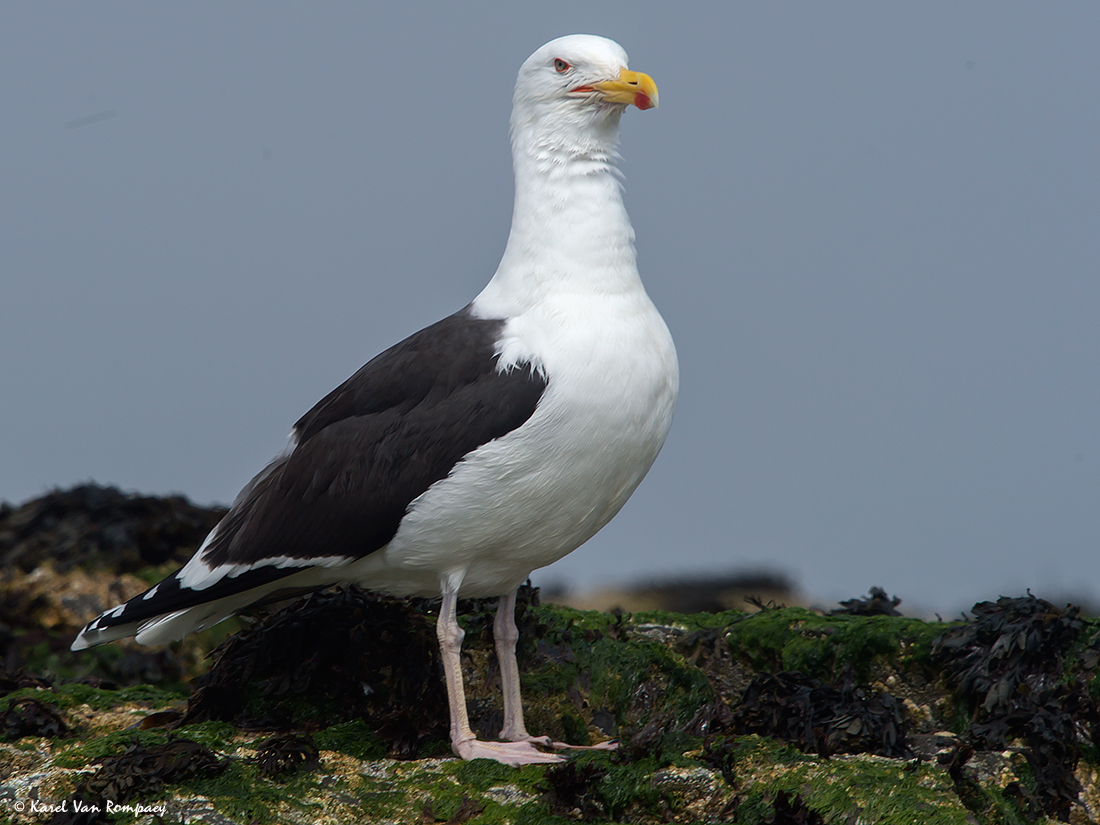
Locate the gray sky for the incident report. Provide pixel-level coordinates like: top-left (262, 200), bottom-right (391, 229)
top-left (2, 4), bottom-right (1098, 616)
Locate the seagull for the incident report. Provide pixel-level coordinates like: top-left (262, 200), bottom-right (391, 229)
top-left (72, 34), bottom-right (678, 767)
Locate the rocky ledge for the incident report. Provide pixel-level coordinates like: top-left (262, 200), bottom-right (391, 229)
top-left (1, 485), bottom-right (1099, 824)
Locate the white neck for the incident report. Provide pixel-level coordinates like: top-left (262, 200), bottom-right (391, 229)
top-left (472, 107), bottom-right (642, 318)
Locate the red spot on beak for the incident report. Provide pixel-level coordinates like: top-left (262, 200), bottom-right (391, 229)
top-left (634, 92), bottom-right (653, 111)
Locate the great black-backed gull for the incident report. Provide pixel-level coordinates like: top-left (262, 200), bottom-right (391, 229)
top-left (73, 34), bottom-right (678, 767)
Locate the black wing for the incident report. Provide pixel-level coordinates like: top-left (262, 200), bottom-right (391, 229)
top-left (197, 306), bottom-right (547, 569)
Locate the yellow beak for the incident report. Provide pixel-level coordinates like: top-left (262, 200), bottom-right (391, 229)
top-left (585, 69), bottom-right (659, 110)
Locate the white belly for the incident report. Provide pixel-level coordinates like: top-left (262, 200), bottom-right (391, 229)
top-left (342, 291), bottom-right (678, 598)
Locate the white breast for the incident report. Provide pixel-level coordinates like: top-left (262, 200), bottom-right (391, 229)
top-left (343, 288), bottom-right (677, 599)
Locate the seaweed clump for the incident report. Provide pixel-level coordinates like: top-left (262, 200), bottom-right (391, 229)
top-left (541, 760), bottom-right (612, 820)
top-left (57, 738), bottom-right (225, 825)
top-left (933, 593), bottom-right (1100, 820)
top-left (731, 669), bottom-right (909, 758)
top-left (0, 695), bottom-right (72, 740)
top-left (770, 789), bottom-right (827, 824)
top-left (831, 587), bottom-right (903, 617)
top-left (182, 586), bottom-right (449, 758)
top-left (252, 732), bottom-right (321, 779)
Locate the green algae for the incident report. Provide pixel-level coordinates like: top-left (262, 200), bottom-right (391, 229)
top-left (48, 717), bottom-right (235, 774)
top-left (175, 757), bottom-right (326, 825)
top-left (1, 681), bottom-right (185, 718)
top-left (51, 728), bottom-right (171, 769)
top-left (521, 604), bottom-right (715, 743)
top-left (449, 757), bottom-right (521, 789)
top-left (312, 719), bottom-right (386, 761)
top-left (7, 602), bottom-right (1095, 823)
top-left (48, 726), bottom-right (328, 825)
top-left (599, 758), bottom-right (674, 819)
top-left (179, 720), bottom-right (243, 752)
top-left (512, 809), bottom-right (575, 825)
top-left (725, 608), bottom-right (947, 681)
top-left (630, 608), bottom-right (744, 631)
top-left (726, 735), bottom-right (985, 825)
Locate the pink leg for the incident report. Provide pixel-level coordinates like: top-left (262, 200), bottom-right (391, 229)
top-left (493, 588), bottom-right (618, 754)
top-left (494, 587), bottom-right (540, 742)
top-left (436, 587), bottom-right (564, 766)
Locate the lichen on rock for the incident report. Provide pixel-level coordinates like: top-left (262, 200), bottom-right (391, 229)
top-left (2, 486), bottom-right (1100, 823)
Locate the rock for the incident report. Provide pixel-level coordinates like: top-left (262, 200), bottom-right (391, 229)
top-left (0, 483), bottom-right (225, 575)
top-left (2, 485), bottom-right (1100, 823)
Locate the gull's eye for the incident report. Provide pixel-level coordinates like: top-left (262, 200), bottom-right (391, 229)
top-left (553, 58), bottom-right (570, 73)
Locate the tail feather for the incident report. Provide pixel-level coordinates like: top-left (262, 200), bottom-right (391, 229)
top-left (70, 564), bottom-right (333, 651)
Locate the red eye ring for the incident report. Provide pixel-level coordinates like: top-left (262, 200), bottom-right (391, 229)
top-left (553, 58), bottom-right (570, 73)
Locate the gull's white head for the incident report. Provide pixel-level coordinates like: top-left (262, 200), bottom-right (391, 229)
top-left (510, 35), bottom-right (658, 155)
top-left (516, 35), bottom-right (657, 111)
top-left (479, 36), bottom-right (658, 317)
